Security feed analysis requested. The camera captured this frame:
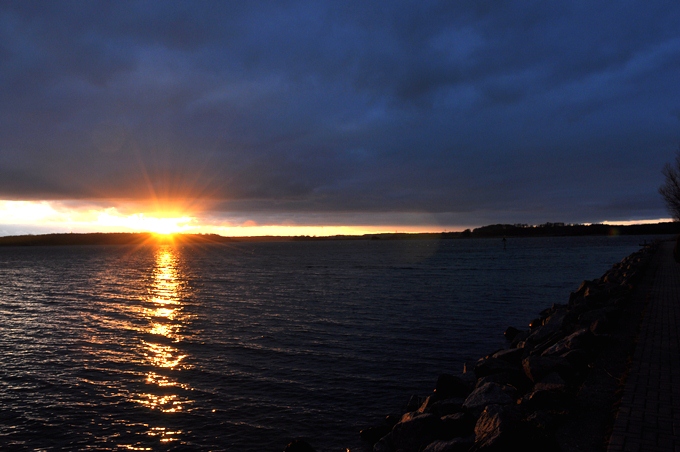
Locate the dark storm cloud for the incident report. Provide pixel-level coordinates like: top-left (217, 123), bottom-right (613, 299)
top-left (0, 0), bottom-right (679, 226)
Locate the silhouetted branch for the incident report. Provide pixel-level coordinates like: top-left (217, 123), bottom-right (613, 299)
top-left (659, 147), bottom-right (680, 221)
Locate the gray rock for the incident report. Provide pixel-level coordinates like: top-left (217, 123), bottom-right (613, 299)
top-left (561, 349), bottom-right (590, 373)
top-left (541, 328), bottom-right (594, 356)
top-left (526, 308), bottom-right (568, 344)
top-left (426, 397), bottom-right (465, 417)
top-left (523, 410), bottom-right (561, 450)
top-left (503, 326), bottom-right (521, 341)
top-left (491, 347), bottom-right (525, 365)
top-left (435, 373), bottom-right (470, 399)
top-left (462, 382), bottom-right (515, 416)
top-left (361, 425), bottom-right (392, 445)
top-left (405, 395), bottom-right (422, 412)
top-left (440, 412), bottom-right (475, 439)
top-left (577, 306), bottom-right (618, 331)
top-left (472, 404), bottom-right (523, 451)
top-left (391, 412), bottom-right (442, 452)
top-left (475, 369), bottom-right (532, 394)
top-left (510, 329), bottom-right (531, 348)
top-left (522, 355), bottom-right (571, 383)
top-left (473, 357), bottom-right (518, 378)
top-left (520, 372), bottom-right (570, 411)
top-left (418, 395), bottom-right (436, 413)
top-left (373, 432), bottom-right (395, 452)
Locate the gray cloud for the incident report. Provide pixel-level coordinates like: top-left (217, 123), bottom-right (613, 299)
top-left (0, 0), bottom-right (679, 227)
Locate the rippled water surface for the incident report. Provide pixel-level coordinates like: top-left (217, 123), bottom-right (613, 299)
top-left (0, 236), bottom-right (658, 451)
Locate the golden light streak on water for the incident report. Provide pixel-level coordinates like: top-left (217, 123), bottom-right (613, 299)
top-left (134, 245), bottom-right (194, 420)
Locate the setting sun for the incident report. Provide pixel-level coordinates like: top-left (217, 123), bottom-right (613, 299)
top-left (95, 210), bottom-right (194, 235)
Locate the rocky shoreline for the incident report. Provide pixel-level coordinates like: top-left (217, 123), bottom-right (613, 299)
top-left (354, 242), bottom-right (658, 452)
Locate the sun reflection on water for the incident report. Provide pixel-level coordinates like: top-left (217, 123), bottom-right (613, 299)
top-left (134, 245), bottom-right (193, 420)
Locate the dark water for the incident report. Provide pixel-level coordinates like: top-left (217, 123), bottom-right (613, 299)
top-left (0, 236), bottom-right (659, 451)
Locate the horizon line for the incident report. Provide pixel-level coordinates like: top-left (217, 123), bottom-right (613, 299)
top-left (1, 220), bottom-right (676, 240)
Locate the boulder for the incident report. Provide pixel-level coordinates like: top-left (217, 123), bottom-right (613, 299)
top-left (490, 347), bottom-right (525, 365)
top-left (475, 370), bottom-right (532, 393)
top-left (582, 284), bottom-right (608, 306)
top-left (561, 349), bottom-right (590, 374)
top-left (424, 397), bottom-right (465, 417)
top-left (373, 432), bottom-right (395, 452)
top-left (541, 328), bottom-right (595, 356)
top-left (360, 424), bottom-right (392, 445)
top-left (435, 373), bottom-right (470, 399)
top-left (462, 382), bottom-right (515, 416)
top-left (577, 306), bottom-right (618, 332)
top-left (503, 326), bottom-right (521, 341)
top-left (391, 412), bottom-right (442, 452)
top-left (471, 404), bottom-right (523, 451)
top-left (525, 409), bottom-right (558, 433)
top-left (405, 395), bottom-right (422, 412)
top-left (571, 280), bottom-right (598, 299)
top-left (520, 372), bottom-right (570, 411)
top-left (510, 329), bottom-right (531, 348)
top-left (473, 357), bottom-right (518, 378)
top-left (526, 308), bottom-right (568, 344)
top-left (523, 410), bottom-right (561, 451)
top-left (440, 412), bottom-right (475, 439)
top-left (418, 395), bottom-right (437, 413)
top-left (522, 355), bottom-right (572, 383)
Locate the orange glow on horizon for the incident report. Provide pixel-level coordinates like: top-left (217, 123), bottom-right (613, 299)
top-left (0, 199), bottom-right (672, 237)
top-left (0, 199), bottom-right (471, 236)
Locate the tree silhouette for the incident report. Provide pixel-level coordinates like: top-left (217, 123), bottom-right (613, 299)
top-left (659, 148), bottom-right (680, 221)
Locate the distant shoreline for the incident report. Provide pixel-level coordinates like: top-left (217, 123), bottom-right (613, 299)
top-left (0, 222), bottom-right (678, 246)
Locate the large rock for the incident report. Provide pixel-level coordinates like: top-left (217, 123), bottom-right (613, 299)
top-left (561, 349), bottom-right (590, 374)
top-left (541, 328), bottom-right (595, 356)
top-left (391, 412), bottom-right (442, 452)
top-left (523, 410), bottom-right (561, 450)
top-left (405, 395), bottom-right (422, 412)
top-left (462, 382), bottom-right (515, 416)
top-left (474, 369), bottom-right (532, 394)
top-left (503, 326), bottom-right (521, 342)
top-left (490, 347), bottom-right (525, 365)
top-left (440, 412), bottom-right (475, 439)
top-left (473, 357), bottom-right (519, 378)
top-left (526, 308), bottom-right (568, 344)
top-left (373, 432), bottom-right (394, 452)
top-left (471, 404), bottom-right (523, 451)
top-left (360, 424), bottom-right (392, 445)
top-left (510, 329), bottom-right (531, 348)
top-left (435, 373), bottom-right (470, 399)
top-left (522, 355), bottom-right (572, 383)
top-left (577, 306), bottom-right (618, 332)
top-left (520, 372), bottom-right (570, 411)
top-left (423, 397), bottom-right (465, 417)
top-left (417, 395), bottom-right (437, 413)
top-left (570, 279), bottom-right (598, 300)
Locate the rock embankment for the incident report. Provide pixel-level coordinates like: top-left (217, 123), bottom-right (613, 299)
top-left (360, 243), bottom-right (657, 452)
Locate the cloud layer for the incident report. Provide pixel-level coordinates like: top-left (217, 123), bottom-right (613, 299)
top-left (1, 1), bottom-right (679, 228)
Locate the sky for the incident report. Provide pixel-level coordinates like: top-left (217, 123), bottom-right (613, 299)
top-left (0, 1), bottom-right (679, 236)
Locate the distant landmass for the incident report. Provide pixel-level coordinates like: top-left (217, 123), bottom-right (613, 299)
top-left (0, 222), bottom-right (678, 246)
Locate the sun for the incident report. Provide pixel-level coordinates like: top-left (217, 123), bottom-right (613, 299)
top-left (93, 210), bottom-right (194, 235)
top-left (143, 217), bottom-right (185, 235)
top-left (138, 216), bottom-right (192, 235)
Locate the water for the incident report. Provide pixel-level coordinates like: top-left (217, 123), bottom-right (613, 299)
top-left (0, 235), bottom-right (659, 451)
